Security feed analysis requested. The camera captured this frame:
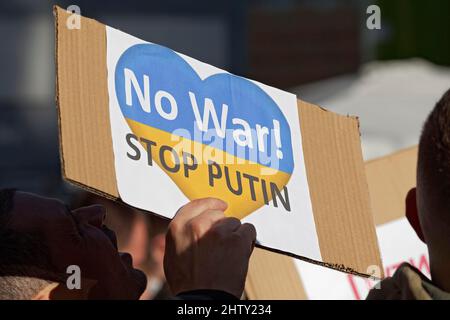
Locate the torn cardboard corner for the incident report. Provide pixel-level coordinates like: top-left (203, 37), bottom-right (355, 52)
top-left (54, 5), bottom-right (381, 277)
top-left (246, 146), bottom-right (419, 299)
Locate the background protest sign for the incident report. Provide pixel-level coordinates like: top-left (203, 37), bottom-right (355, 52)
top-left (54, 6), bottom-right (381, 276)
top-left (246, 147), bottom-right (423, 299)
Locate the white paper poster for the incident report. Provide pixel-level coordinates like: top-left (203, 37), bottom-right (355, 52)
top-left (295, 217), bottom-right (430, 299)
top-left (105, 26), bottom-right (321, 261)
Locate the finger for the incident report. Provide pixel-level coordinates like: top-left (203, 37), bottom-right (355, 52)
top-left (119, 252), bottom-right (133, 267)
top-left (188, 209), bottom-right (226, 237)
top-left (212, 217), bottom-right (242, 235)
top-left (173, 198), bottom-right (227, 226)
top-left (235, 223), bottom-right (257, 252)
top-left (129, 268), bottom-right (148, 299)
top-left (101, 225), bottom-right (118, 250)
top-left (72, 205), bottom-right (106, 228)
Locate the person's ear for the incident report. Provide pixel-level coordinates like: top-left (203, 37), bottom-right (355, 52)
top-left (405, 188), bottom-right (425, 243)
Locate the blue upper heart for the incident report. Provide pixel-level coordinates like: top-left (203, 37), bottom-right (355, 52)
top-left (115, 43), bottom-right (294, 174)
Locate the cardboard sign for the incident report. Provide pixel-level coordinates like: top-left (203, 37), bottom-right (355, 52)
top-left (106, 27), bottom-right (321, 260)
top-left (295, 217), bottom-right (429, 299)
top-left (54, 6), bottom-right (381, 276)
top-left (246, 146), bottom-right (421, 299)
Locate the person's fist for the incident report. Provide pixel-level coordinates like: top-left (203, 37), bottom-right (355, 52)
top-left (164, 198), bottom-right (256, 298)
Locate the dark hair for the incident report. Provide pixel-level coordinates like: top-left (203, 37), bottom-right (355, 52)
top-left (0, 189), bottom-right (62, 299)
top-left (0, 188), bottom-right (16, 226)
top-left (0, 228), bottom-right (55, 299)
top-left (418, 88), bottom-right (450, 213)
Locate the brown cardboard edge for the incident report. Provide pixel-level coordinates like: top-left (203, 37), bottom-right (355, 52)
top-left (54, 5), bottom-right (119, 197)
top-left (298, 100), bottom-right (382, 277)
top-left (255, 244), bottom-right (379, 279)
top-left (54, 6), bottom-right (65, 186)
top-left (245, 248), bottom-right (307, 300)
top-left (365, 145), bottom-right (418, 166)
top-left (366, 145), bottom-right (418, 225)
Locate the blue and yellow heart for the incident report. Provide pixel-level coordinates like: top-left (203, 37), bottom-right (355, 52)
top-left (114, 43), bottom-right (295, 219)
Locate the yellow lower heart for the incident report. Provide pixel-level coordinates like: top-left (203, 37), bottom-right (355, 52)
top-left (126, 118), bottom-right (292, 220)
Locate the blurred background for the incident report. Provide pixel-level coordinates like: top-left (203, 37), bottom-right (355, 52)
top-left (1, 0), bottom-right (449, 299)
